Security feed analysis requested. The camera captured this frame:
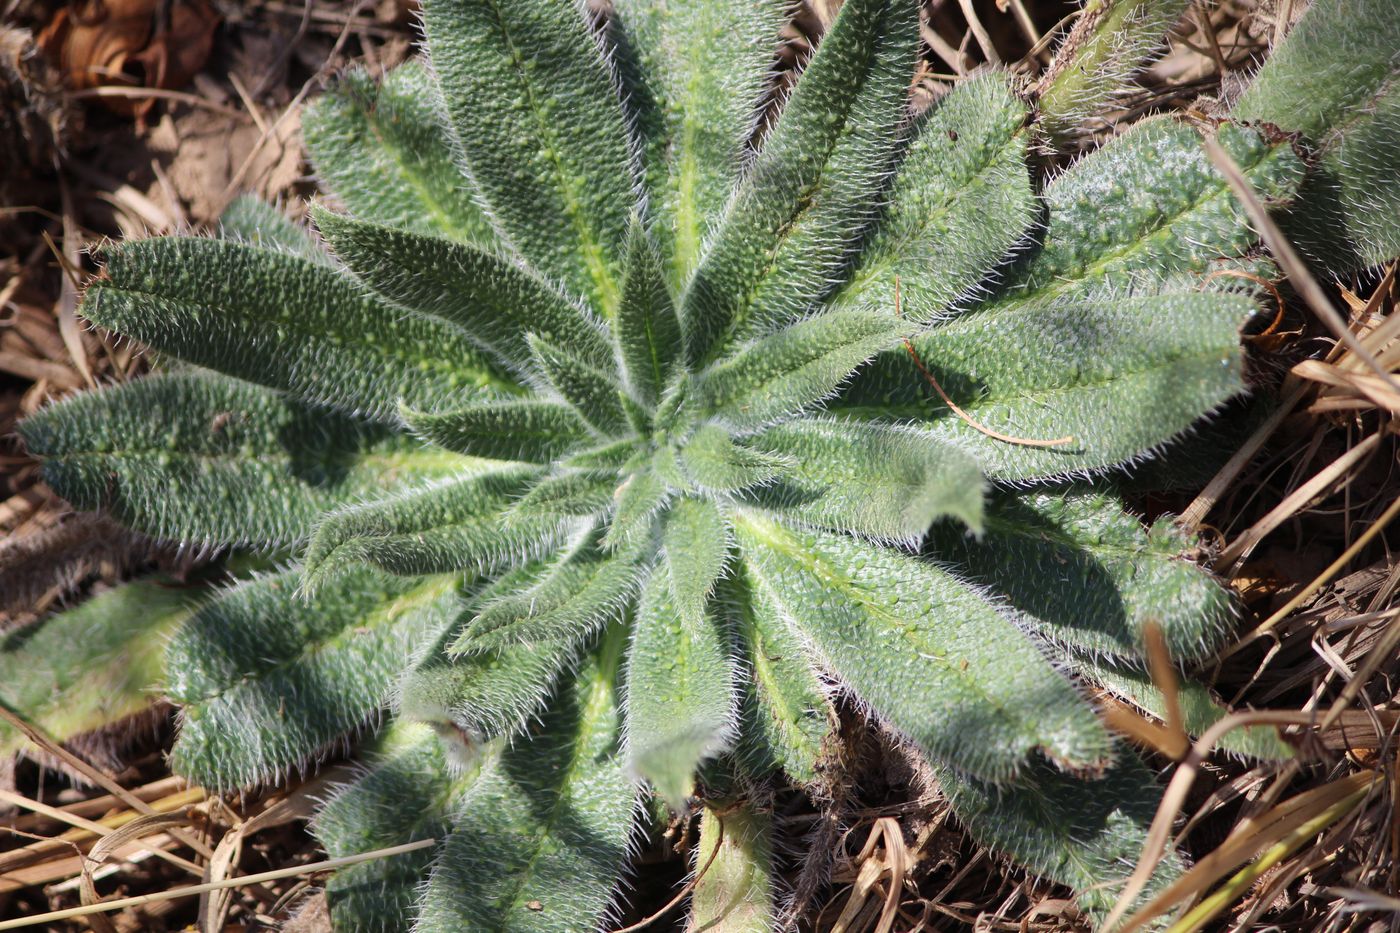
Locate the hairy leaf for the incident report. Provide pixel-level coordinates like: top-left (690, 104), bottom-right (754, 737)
top-left (678, 425), bottom-right (788, 493)
top-left (81, 238), bottom-right (516, 419)
top-left (680, 0), bottom-right (921, 363)
top-left (400, 399), bottom-right (592, 463)
top-left (167, 569), bottom-right (459, 789)
top-left (662, 497), bottom-right (731, 622)
top-left (22, 372), bottom-right (473, 549)
top-left (626, 564), bottom-right (737, 808)
top-left (218, 194), bottom-right (325, 261)
top-left (615, 221), bottom-right (683, 407)
top-left (528, 333), bottom-right (633, 438)
top-left (736, 514), bottom-right (1112, 782)
top-left (605, 467), bottom-right (668, 550)
top-left (689, 802), bottom-right (777, 933)
top-left (422, 0), bottom-right (635, 313)
top-left (743, 417), bottom-right (986, 541)
top-left (0, 578), bottom-right (196, 758)
top-left (927, 487), bottom-right (1232, 663)
top-left (303, 61), bottom-right (499, 247)
top-left (416, 635), bottom-right (633, 932)
top-left (834, 73), bottom-right (1035, 321)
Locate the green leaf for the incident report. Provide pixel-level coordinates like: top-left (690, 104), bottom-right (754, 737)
top-left (302, 467), bottom-right (558, 590)
top-left (677, 425), bottom-right (788, 493)
top-left (743, 417), bottom-right (986, 541)
top-left (833, 72), bottom-right (1035, 322)
top-left (303, 61), bottom-right (500, 247)
top-left (315, 720), bottom-right (479, 932)
top-left (1076, 661), bottom-right (1294, 761)
top-left (614, 220), bottom-right (682, 407)
top-left (697, 311), bottom-right (911, 430)
top-left (1234, 0), bottom-right (1400, 269)
top-left (726, 569), bottom-right (833, 787)
top-left (735, 514), bottom-right (1112, 783)
top-left (625, 565), bottom-right (737, 809)
top-left (689, 802), bottom-right (777, 933)
top-left (603, 467), bottom-right (667, 550)
top-left (609, 0), bottom-right (787, 285)
top-left (662, 497), bottom-right (730, 622)
top-left (0, 578), bottom-right (197, 759)
top-left (509, 470), bottom-right (616, 523)
top-left (81, 238), bottom-right (516, 420)
top-left (937, 750), bottom-right (1179, 920)
top-left (22, 372), bottom-right (475, 549)
top-left (218, 195), bottom-right (326, 261)
top-left (315, 209), bottom-right (610, 375)
top-left (680, 0), bottom-right (921, 364)
top-left (1035, 0), bottom-right (1192, 145)
top-left (422, 0), bottom-right (636, 314)
top-left (167, 569), bottom-right (459, 790)
top-left (458, 532), bottom-right (647, 654)
top-left (926, 487), bottom-right (1232, 663)
top-left (837, 285), bottom-right (1260, 480)
top-left (416, 634), bottom-right (634, 932)
top-left (400, 399), bottom-right (592, 463)
top-left (527, 333), bottom-right (632, 438)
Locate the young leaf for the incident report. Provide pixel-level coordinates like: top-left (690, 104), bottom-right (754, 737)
top-left (837, 286), bottom-right (1260, 480)
top-left (22, 372), bottom-right (474, 549)
top-left (833, 72), bottom-right (1035, 322)
top-left (689, 802), bottom-right (777, 933)
top-left (302, 61), bottom-right (500, 247)
top-left (314, 721), bottom-right (479, 932)
top-left (604, 467), bottom-right (668, 550)
top-left (697, 311), bottom-right (911, 430)
top-left (615, 220), bottom-right (683, 407)
top-left (743, 417), bottom-right (986, 541)
top-left (680, 0), bottom-right (921, 363)
top-left (421, 0), bottom-right (636, 313)
top-left (167, 569), bottom-right (459, 790)
top-left (218, 194), bottom-right (326, 261)
top-left (509, 470), bottom-right (616, 522)
top-left (926, 487), bottom-right (1232, 663)
top-left (315, 209), bottom-right (611, 374)
top-left (662, 497), bottom-right (731, 622)
top-left (400, 399), bottom-right (592, 463)
top-left (528, 333), bottom-right (632, 438)
top-left (302, 467), bottom-right (558, 590)
top-left (81, 238), bottom-right (517, 420)
top-left (937, 751), bottom-right (1180, 919)
top-left (625, 566), bottom-right (737, 808)
top-left (416, 634), bottom-right (634, 932)
top-left (736, 513), bottom-right (1113, 783)
top-left (0, 578), bottom-right (196, 760)
top-left (678, 425), bottom-right (788, 493)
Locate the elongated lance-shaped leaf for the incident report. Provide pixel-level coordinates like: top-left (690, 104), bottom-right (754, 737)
top-left (167, 569), bottom-right (459, 790)
top-left (832, 73), bottom-right (1035, 322)
top-left (1233, 0), bottom-right (1400, 270)
top-left (626, 566), bottom-right (737, 809)
top-left (609, 0), bottom-right (786, 286)
top-left (21, 372), bottom-right (476, 550)
top-left (989, 120), bottom-right (1304, 309)
top-left (315, 209), bottom-right (610, 374)
top-left (314, 721), bottom-right (480, 932)
top-left (615, 220), bottom-right (683, 407)
top-left (678, 425), bottom-right (788, 493)
top-left (663, 497), bottom-right (731, 623)
top-left (1074, 659), bottom-right (1294, 761)
top-left (604, 466), bottom-right (668, 550)
top-left (421, 0), bottom-right (635, 315)
top-left (688, 801), bottom-right (777, 933)
top-left (937, 751), bottom-right (1180, 920)
top-left (416, 628), bottom-right (634, 932)
top-left (528, 333), bottom-right (632, 438)
top-left (0, 577), bottom-right (197, 760)
top-left (735, 513), bottom-right (1113, 783)
top-left (697, 311), bottom-right (912, 430)
top-left (836, 285), bottom-right (1260, 480)
top-left (680, 0), bottom-right (921, 364)
top-left (725, 570), bottom-right (833, 787)
top-left (926, 487), bottom-right (1231, 663)
top-left (218, 194), bottom-right (327, 262)
top-left (1034, 0), bottom-right (1192, 146)
top-left (303, 60), bottom-right (499, 248)
top-left (400, 399), bottom-right (592, 463)
top-left (81, 238), bottom-right (518, 420)
top-left (743, 417), bottom-right (986, 542)
top-left (302, 467), bottom-right (559, 591)
top-left (508, 469), bottom-right (616, 523)
top-left (457, 531), bottom-right (648, 654)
